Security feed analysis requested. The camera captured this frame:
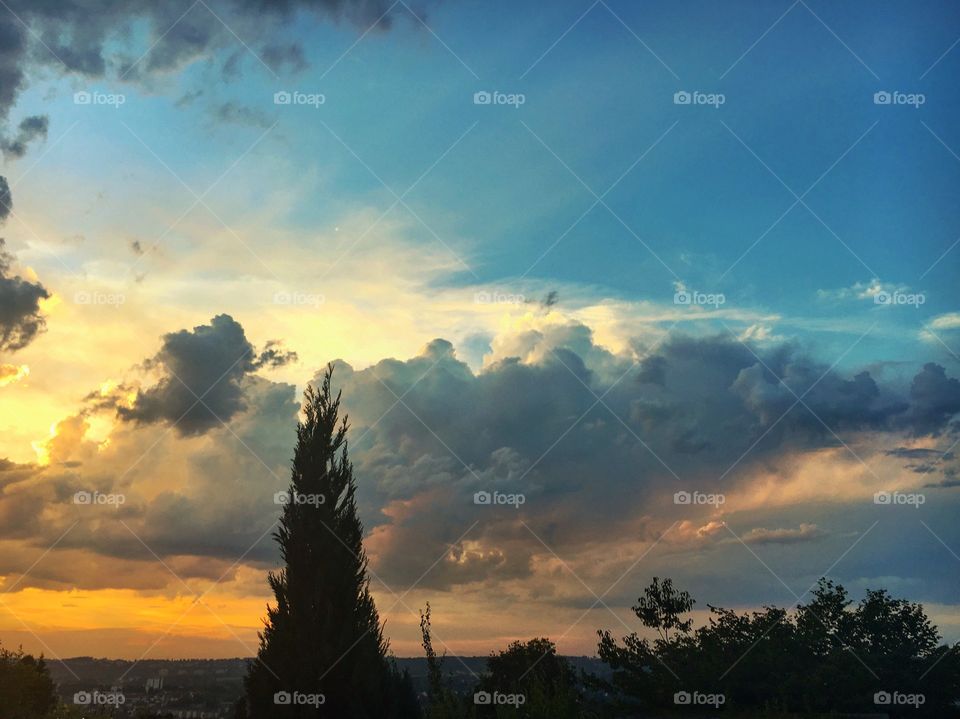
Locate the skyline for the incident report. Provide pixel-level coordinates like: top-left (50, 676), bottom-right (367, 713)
top-left (0, 0), bottom-right (958, 664)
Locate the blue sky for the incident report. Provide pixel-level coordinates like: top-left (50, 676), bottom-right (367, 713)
top-left (12, 0), bottom-right (958, 371)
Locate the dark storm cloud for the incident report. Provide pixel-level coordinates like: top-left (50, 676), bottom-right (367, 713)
top-left (118, 314), bottom-right (296, 435)
top-left (330, 330), bottom-right (958, 501)
top-left (0, 0), bottom-right (407, 125)
top-left (313, 327), bottom-right (960, 588)
top-left (2, 319), bottom-right (959, 599)
top-left (261, 42), bottom-right (308, 73)
top-left (0, 238), bottom-right (51, 352)
top-left (253, 339), bottom-right (298, 369)
top-left (904, 362), bottom-right (960, 436)
top-left (0, 115), bottom-right (48, 159)
top-left (0, 176), bottom-right (11, 222)
top-left (886, 447), bottom-right (952, 460)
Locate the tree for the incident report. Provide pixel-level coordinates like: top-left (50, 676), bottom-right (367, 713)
top-left (241, 365), bottom-right (418, 718)
top-left (595, 576), bottom-right (960, 717)
top-left (476, 638), bottom-right (581, 718)
top-left (418, 603), bottom-right (463, 719)
top-left (632, 577), bottom-right (694, 644)
top-left (420, 603), bottom-right (444, 700)
top-left (595, 577), bottom-right (695, 712)
top-left (0, 644), bottom-right (57, 719)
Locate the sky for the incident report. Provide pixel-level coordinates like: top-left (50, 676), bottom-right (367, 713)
top-left (0, 0), bottom-right (958, 666)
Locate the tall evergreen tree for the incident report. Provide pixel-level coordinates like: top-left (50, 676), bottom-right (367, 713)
top-left (242, 365), bottom-right (416, 718)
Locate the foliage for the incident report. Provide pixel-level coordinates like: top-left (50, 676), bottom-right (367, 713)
top-left (595, 576), bottom-right (960, 717)
top-left (241, 365), bottom-right (419, 718)
top-left (0, 644), bottom-right (58, 719)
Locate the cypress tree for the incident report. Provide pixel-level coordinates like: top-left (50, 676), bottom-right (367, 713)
top-left (242, 365), bottom-right (413, 717)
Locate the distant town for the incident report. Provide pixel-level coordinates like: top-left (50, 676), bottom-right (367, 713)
top-left (47, 656), bottom-right (609, 718)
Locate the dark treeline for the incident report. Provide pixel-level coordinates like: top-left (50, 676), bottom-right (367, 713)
top-left (4, 371), bottom-right (958, 718)
top-left (413, 576), bottom-right (960, 718)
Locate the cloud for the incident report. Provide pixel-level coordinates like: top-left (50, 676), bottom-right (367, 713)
top-left (0, 0), bottom-right (407, 137)
top-left (816, 278), bottom-right (908, 303)
top-left (0, 239), bottom-right (51, 352)
top-left (2, 315), bottom-right (958, 608)
top-left (253, 339), bottom-right (298, 369)
top-left (260, 42), bottom-right (308, 73)
top-left (885, 447), bottom-right (951, 460)
top-left (0, 114), bottom-right (48, 159)
top-left (928, 313), bottom-right (960, 331)
top-left (311, 326), bottom-right (960, 588)
top-left (213, 102), bottom-right (273, 129)
top-left (118, 314), bottom-right (296, 435)
top-left (904, 363), bottom-right (960, 436)
top-left (0, 363), bottom-right (28, 386)
top-left (741, 523), bottom-right (825, 545)
top-left (0, 176), bottom-right (11, 222)
top-left (921, 312), bottom-right (960, 343)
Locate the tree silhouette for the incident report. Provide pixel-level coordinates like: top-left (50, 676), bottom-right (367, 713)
top-left (0, 644), bottom-right (57, 719)
top-left (632, 576), bottom-right (694, 643)
top-left (418, 603), bottom-right (462, 719)
top-left (475, 638), bottom-right (581, 718)
top-left (596, 576), bottom-right (960, 717)
top-left (241, 365), bottom-right (418, 718)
